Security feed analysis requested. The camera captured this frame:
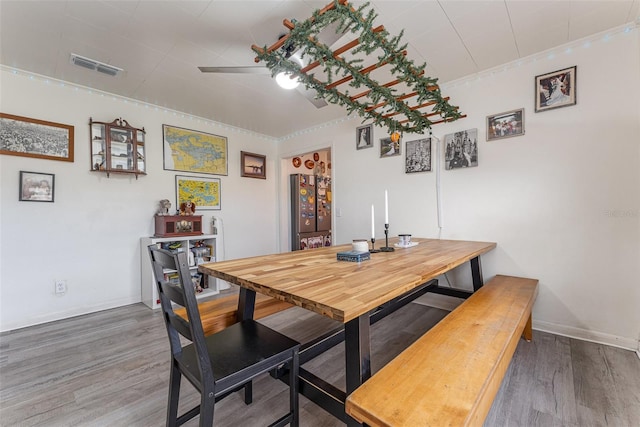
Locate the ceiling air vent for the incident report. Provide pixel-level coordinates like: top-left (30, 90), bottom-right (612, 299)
top-left (70, 53), bottom-right (123, 77)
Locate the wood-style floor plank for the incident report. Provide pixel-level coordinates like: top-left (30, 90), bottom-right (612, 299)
top-left (1, 301), bottom-right (638, 426)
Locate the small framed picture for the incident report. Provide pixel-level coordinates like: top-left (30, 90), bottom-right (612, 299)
top-left (444, 129), bottom-right (478, 170)
top-left (405, 138), bottom-right (432, 173)
top-left (380, 137), bottom-right (401, 157)
top-left (240, 151), bottom-right (266, 179)
top-left (19, 171), bottom-right (55, 202)
top-left (535, 66), bottom-right (576, 112)
top-left (486, 108), bottom-right (525, 141)
top-left (356, 124), bottom-right (373, 150)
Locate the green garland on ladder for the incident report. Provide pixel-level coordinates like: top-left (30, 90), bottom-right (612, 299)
top-left (253, 1), bottom-right (463, 134)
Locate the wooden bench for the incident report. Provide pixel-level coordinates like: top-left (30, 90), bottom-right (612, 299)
top-left (175, 293), bottom-right (293, 336)
top-left (345, 274), bottom-right (538, 427)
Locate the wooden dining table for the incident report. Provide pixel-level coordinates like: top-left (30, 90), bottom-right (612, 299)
top-left (199, 237), bottom-right (496, 425)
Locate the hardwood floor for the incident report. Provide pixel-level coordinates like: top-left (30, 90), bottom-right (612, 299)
top-left (1, 300), bottom-right (638, 426)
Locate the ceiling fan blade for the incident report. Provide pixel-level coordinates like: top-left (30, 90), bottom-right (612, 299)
top-left (296, 84), bottom-right (328, 108)
top-left (198, 66), bottom-right (270, 74)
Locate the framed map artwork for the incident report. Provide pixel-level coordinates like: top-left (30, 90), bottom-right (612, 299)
top-left (163, 125), bottom-right (228, 176)
top-left (175, 175), bottom-right (221, 211)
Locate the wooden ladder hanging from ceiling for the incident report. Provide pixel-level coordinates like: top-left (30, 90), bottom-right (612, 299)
top-left (251, 0), bottom-right (466, 133)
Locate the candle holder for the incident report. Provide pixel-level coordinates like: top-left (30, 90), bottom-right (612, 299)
top-left (370, 237), bottom-right (381, 253)
top-left (380, 223), bottom-right (395, 252)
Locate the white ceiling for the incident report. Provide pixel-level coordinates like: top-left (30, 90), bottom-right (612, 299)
top-left (1, 0), bottom-right (638, 137)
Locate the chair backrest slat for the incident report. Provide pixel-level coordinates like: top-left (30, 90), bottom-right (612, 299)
top-left (167, 311), bottom-right (193, 341)
top-left (161, 281), bottom-right (187, 307)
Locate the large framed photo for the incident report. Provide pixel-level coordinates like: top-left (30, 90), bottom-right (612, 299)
top-left (405, 138), bottom-right (432, 173)
top-left (535, 66), bottom-right (576, 112)
top-left (444, 128), bottom-right (478, 170)
top-left (175, 175), bottom-right (221, 211)
top-left (487, 108), bottom-right (525, 141)
top-left (1, 113), bottom-right (74, 162)
top-left (240, 151), bottom-right (266, 179)
top-left (356, 124), bottom-right (373, 150)
top-left (163, 125), bottom-right (228, 176)
top-left (19, 171), bottom-right (55, 202)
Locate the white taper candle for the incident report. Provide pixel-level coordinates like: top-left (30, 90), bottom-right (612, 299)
top-left (384, 190), bottom-right (389, 224)
top-left (371, 204), bottom-right (375, 238)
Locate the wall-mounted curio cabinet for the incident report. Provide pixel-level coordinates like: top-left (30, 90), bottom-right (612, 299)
top-left (90, 117), bottom-right (146, 178)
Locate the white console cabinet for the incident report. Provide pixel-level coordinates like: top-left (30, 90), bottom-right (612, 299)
top-left (140, 233), bottom-right (226, 309)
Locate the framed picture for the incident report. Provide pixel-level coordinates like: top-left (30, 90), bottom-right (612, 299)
top-left (405, 138), bottom-right (432, 173)
top-left (163, 124), bottom-right (228, 176)
top-left (356, 124), bottom-right (373, 150)
top-left (535, 66), bottom-right (576, 112)
top-left (380, 136), bottom-right (401, 157)
top-left (444, 128), bottom-right (478, 170)
top-left (19, 171), bottom-right (55, 202)
top-left (240, 151), bottom-right (266, 179)
top-left (1, 113), bottom-right (74, 162)
top-left (175, 175), bottom-right (221, 211)
top-left (486, 108), bottom-right (525, 141)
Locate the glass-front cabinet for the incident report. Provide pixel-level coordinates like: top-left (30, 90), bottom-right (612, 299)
top-left (90, 117), bottom-right (146, 178)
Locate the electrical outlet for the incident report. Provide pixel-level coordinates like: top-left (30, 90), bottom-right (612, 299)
top-left (55, 280), bottom-right (67, 294)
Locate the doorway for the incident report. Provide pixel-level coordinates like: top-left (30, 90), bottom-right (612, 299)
top-left (278, 147), bottom-right (333, 251)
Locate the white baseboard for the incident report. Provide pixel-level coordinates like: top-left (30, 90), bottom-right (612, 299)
top-left (531, 320), bottom-right (638, 352)
top-left (0, 296), bottom-right (141, 333)
top-left (414, 295), bottom-right (639, 353)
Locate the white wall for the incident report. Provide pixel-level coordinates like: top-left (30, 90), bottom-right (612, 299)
top-left (278, 28), bottom-right (640, 350)
top-left (0, 70), bottom-right (279, 331)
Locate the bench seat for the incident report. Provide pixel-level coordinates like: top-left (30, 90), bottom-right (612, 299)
top-left (175, 293), bottom-right (294, 336)
top-left (345, 274), bottom-right (538, 427)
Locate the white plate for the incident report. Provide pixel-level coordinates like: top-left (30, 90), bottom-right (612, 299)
top-left (394, 242), bottom-right (419, 248)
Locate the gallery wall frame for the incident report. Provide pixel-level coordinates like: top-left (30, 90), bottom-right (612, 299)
top-left (1, 113), bottom-right (74, 162)
top-left (19, 171), bottom-right (55, 202)
top-left (444, 128), bottom-right (478, 170)
top-left (486, 108), bottom-right (525, 141)
top-left (405, 138), bottom-right (432, 173)
top-left (163, 124), bottom-right (228, 176)
top-left (356, 123), bottom-right (373, 150)
top-left (535, 66), bottom-right (577, 113)
top-left (175, 175), bottom-right (221, 211)
top-left (240, 151), bottom-right (266, 179)
top-left (380, 136), bottom-right (401, 157)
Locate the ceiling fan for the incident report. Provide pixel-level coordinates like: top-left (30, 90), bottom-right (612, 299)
top-left (198, 21), bottom-right (347, 109)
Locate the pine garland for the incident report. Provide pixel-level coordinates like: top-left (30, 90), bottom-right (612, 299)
top-left (253, 1), bottom-right (463, 134)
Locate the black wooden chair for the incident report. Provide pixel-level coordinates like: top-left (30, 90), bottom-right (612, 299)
top-left (148, 246), bottom-right (299, 426)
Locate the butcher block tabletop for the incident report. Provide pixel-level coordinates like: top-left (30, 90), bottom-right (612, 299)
top-left (198, 238), bottom-right (496, 323)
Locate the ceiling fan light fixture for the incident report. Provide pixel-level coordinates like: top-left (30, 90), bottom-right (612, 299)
top-left (276, 72), bottom-right (300, 89)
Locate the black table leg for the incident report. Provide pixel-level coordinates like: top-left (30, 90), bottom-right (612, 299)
top-left (237, 287), bottom-right (256, 322)
top-left (470, 256), bottom-right (484, 291)
top-left (345, 315), bottom-right (371, 426)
